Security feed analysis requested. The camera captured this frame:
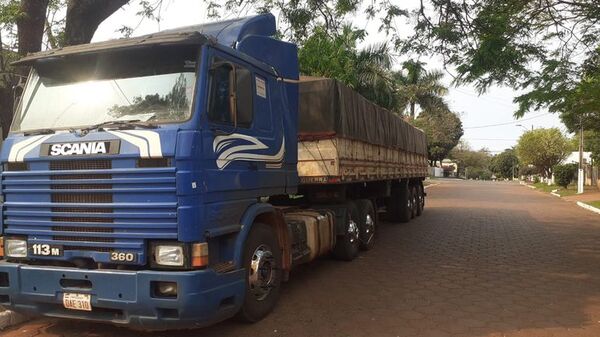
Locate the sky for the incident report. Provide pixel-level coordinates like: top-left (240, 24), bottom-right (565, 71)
top-left (93, 0), bottom-right (566, 153)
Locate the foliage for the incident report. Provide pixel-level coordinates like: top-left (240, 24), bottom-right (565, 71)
top-left (299, 26), bottom-right (397, 110)
top-left (299, 26), bottom-right (453, 121)
top-left (519, 165), bottom-right (537, 177)
top-left (553, 163), bottom-right (578, 189)
top-left (413, 109), bottom-right (463, 166)
top-left (202, 0), bottom-right (407, 44)
top-left (515, 128), bottom-right (569, 178)
top-left (552, 47), bottom-right (600, 144)
top-left (449, 142), bottom-right (492, 179)
top-left (466, 167), bottom-right (492, 180)
top-left (490, 148), bottom-right (518, 179)
top-left (395, 1), bottom-right (600, 121)
top-left (586, 132), bottom-right (600, 164)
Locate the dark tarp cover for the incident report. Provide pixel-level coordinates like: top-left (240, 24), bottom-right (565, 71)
top-left (299, 77), bottom-right (428, 156)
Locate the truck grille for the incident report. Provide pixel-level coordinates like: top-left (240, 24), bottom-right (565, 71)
top-left (2, 158), bottom-right (178, 265)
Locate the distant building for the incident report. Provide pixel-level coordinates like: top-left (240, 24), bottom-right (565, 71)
top-left (562, 151), bottom-right (592, 165)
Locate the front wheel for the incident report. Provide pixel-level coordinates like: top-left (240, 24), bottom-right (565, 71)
top-left (237, 223), bottom-right (282, 322)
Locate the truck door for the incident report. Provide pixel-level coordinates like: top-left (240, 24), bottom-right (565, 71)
top-left (201, 50), bottom-right (287, 227)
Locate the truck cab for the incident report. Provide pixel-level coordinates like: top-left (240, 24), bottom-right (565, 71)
top-left (0, 14), bottom-right (299, 329)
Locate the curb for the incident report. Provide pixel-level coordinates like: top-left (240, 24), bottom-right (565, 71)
top-left (550, 192), bottom-right (561, 198)
top-left (424, 183), bottom-right (440, 189)
top-left (576, 201), bottom-right (600, 215)
top-left (525, 185), bottom-right (536, 189)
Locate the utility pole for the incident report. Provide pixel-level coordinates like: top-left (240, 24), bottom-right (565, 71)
top-left (577, 114), bottom-right (584, 194)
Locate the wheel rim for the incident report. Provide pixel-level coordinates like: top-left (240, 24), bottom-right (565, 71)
top-left (248, 244), bottom-right (275, 301)
top-left (364, 213), bottom-right (375, 244)
top-left (348, 218), bottom-right (359, 244)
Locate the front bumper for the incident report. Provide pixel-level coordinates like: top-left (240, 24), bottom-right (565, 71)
top-left (0, 261), bottom-right (246, 330)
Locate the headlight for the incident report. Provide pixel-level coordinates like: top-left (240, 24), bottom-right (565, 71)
top-left (5, 238), bottom-right (27, 258)
top-left (154, 245), bottom-right (184, 266)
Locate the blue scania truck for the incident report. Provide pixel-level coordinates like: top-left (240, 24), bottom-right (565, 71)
top-left (0, 14), bottom-right (428, 330)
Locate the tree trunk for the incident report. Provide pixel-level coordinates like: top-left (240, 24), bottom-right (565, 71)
top-left (16, 0), bottom-right (50, 55)
top-left (0, 88), bottom-right (13, 138)
top-left (410, 102), bottom-right (415, 119)
top-left (5, 0), bottom-right (50, 138)
top-left (64, 0), bottom-right (131, 46)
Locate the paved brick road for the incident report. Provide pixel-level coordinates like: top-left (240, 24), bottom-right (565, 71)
top-left (3, 180), bottom-right (600, 337)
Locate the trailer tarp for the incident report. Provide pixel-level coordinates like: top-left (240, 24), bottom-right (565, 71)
top-left (299, 77), bottom-right (428, 155)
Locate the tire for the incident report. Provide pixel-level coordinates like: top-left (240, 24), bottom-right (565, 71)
top-left (416, 183), bottom-right (424, 216)
top-left (389, 182), bottom-right (411, 223)
top-left (356, 199), bottom-right (376, 250)
top-left (237, 223), bottom-right (282, 323)
top-left (332, 201), bottom-right (360, 261)
top-left (410, 185), bottom-right (417, 219)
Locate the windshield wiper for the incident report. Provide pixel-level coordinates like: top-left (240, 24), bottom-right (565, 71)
top-left (24, 128), bottom-right (55, 136)
top-left (77, 120), bottom-right (157, 134)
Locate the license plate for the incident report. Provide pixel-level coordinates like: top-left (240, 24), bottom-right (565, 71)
top-left (63, 293), bottom-right (92, 311)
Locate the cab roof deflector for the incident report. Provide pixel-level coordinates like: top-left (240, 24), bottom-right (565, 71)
top-left (12, 14), bottom-right (276, 66)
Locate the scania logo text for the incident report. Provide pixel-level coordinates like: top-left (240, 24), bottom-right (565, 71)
top-left (40, 140), bottom-right (120, 156)
top-left (50, 142), bottom-right (108, 156)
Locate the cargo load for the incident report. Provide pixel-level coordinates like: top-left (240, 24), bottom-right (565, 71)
top-left (297, 77), bottom-right (429, 184)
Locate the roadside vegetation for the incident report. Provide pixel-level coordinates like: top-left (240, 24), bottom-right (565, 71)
top-left (586, 201), bottom-right (600, 209)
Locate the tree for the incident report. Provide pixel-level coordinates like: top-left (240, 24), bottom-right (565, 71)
top-left (490, 148), bottom-right (519, 179)
top-left (586, 132), bottom-right (600, 165)
top-left (393, 60), bottom-right (448, 119)
top-left (515, 128), bottom-right (569, 178)
top-left (0, 0), bottom-right (163, 137)
top-left (396, 1), bottom-right (600, 121)
top-left (64, 0), bottom-right (129, 46)
top-left (202, 0), bottom-right (407, 44)
top-left (413, 108), bottom-right (463, 166)
top-left (298, 26), bottom-right (397, 110)
top-left (553, 163), bottom-right (577, 189)
top-left (449, 141), bottom-right (492, 179)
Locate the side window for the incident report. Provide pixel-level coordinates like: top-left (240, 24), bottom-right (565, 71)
top-left (207, 61), bottom-right (233, 124)
top-left (207, 57), bottom-right (253, 128)
top-left (235, 67), bottom-right (252, 127)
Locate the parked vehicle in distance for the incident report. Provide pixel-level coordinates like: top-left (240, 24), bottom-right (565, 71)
top-left (0, 14), bottom-right (428, 330)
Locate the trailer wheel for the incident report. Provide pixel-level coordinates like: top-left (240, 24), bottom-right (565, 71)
top-left (389, 182), bottom-right (411, 223)
top-left (356, 199), bottom-right (376, 250)
top-left (416, 183), bottom-right (424, 216)
top-left (237, 223), bottom-right (282, 323)
top-left (410, 185), bottom-right (418, 219)
top-left (333, 202), bottom-right (360, 261)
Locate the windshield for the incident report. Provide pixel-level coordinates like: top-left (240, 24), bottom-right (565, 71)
top-left (11, 46), bottom-right (200, 133)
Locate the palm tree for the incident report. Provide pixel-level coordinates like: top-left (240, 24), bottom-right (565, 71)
top-left (394, 60), bottom-right (449, 119)
top-left (353, 42), bottom-right (397, 109)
